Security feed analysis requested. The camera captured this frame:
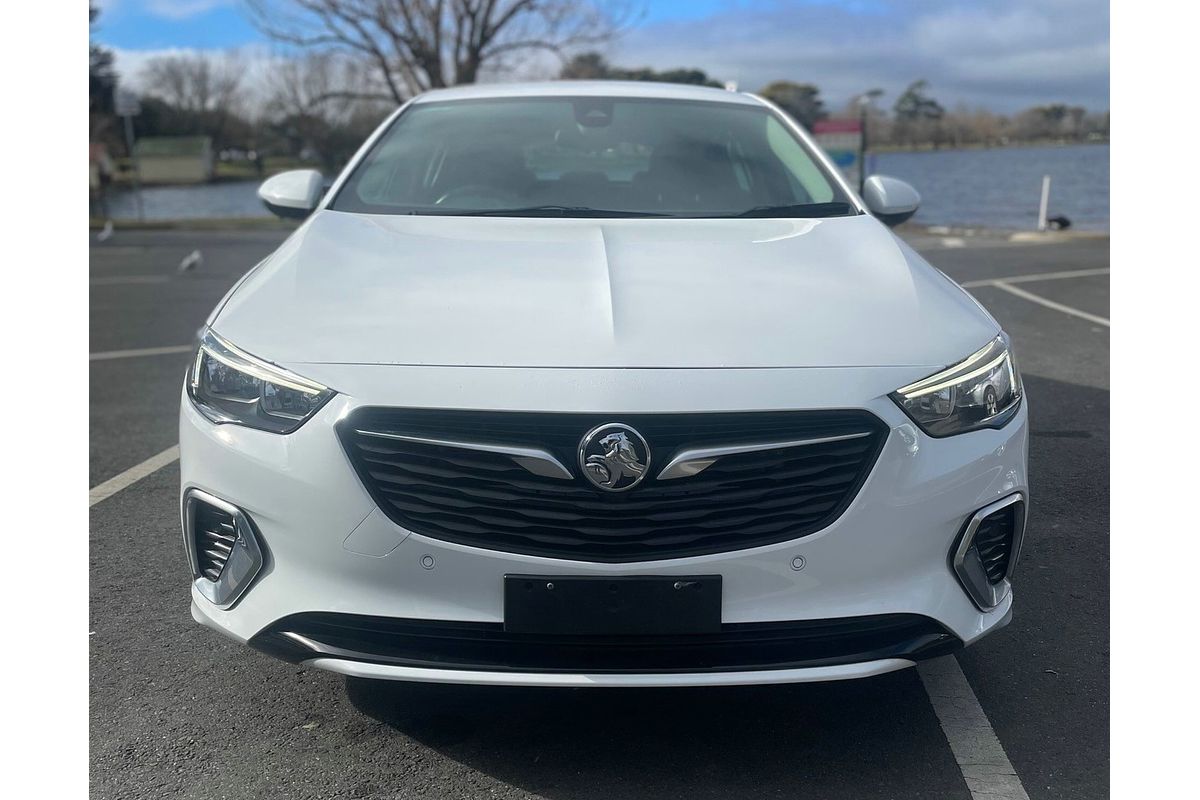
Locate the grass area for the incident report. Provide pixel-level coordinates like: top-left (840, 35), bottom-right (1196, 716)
top-left (214, 157), bottom-right (326, 180)
top-left (108, 156), bottom-right (326, 186)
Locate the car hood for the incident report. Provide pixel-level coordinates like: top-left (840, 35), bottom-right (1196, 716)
top-left (214, 210), bottom-right (997, 370)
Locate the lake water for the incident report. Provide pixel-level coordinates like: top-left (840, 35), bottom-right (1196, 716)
top-left (107, 143), bottom-right (1108, 231)
top-left (871, 144), bottom-right (1108, 231)
top-left (107, 181), bottom-right (274, 221)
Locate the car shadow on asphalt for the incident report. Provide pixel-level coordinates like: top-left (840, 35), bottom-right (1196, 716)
top-left (345, 668), bottom-right (966, 800)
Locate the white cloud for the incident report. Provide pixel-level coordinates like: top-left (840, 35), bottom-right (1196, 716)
top-left (111, 45), bottom-right (278, 108)
top-left (111, 46), bottom-right (190, 87)
top-left (144, 1), bottom-right (233, 21)
top-left (109, 0), bottom-right (1109, 114)
top-left (613, 0), bottom-right (1110, 112)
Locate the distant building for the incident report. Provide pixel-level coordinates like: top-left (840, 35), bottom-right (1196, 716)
top-left (134, 136), bottom-right (214, 184)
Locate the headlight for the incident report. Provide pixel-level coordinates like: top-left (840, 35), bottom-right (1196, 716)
top-left (188, 328), bottom-right (334, 433)
top-left (890, 334), bottom-right (1023, 437)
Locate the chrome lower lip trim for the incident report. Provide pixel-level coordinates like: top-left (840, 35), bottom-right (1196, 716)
top-left (305, 657), bottom-right (917, 686)
top-left (281, 631), bottom-right (332, 653)
top-left (656, 431), bottom-right (873, 480)
top-left (353, 429), bottom-right (573, 479)
top-left (281, 631), bottom-right (420, 665)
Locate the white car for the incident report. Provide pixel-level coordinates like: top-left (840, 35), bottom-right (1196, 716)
top-left (181, 81), bottom-right (1027, 687)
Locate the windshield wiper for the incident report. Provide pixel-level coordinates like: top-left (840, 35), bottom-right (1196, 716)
top-left (449, 205), bottom-right (672, 218)
top-left (734, 202), bottom-right (856, 219)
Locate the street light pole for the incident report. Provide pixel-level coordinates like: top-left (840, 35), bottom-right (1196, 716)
top-left (122, 113), bottom-right (145, 222)
top-left (115, 89), bottom-right (145, 222)
top-left (858, 100), bottom-right (868, 195)
top-left (856, 94), bottom-right (873, 195)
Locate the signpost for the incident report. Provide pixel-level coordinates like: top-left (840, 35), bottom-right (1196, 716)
top-left (1037, 175), bottom-right (1052, 231)
top-left (115, 89), bottom-right (144, 222)
top-left (812, 119), bottom-right (864, 193)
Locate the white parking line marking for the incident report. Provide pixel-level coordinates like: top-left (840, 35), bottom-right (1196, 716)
top-left (91, 275), bottom-right (171, 286)
top-left (989, 281), bottom-right (1110, 327)
top-left (919, 656), bottom-right (1030, 800)
top-left (90, 344), bottom-right (193, 361)
top-left (89, 445), bottom-right (180, 507)
top-left (959, 267), bottom-right (1109, 288)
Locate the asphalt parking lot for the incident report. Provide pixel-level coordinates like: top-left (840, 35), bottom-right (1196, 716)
top-left (89, 226), bottom-right (1109, 800)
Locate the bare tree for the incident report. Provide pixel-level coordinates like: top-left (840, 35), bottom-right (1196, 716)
top-left (265, 51), bottom-right (376, 118)
top-left (139, 52), bottom-right (249, 144)
top-left (141, 52), bottom-right (247, 115)
top-left (245, 0), bottom-right (636, 102)
top-left (264, 51), bottom-right (392, 167)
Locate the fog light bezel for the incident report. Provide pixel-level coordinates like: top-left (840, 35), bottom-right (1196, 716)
top-left (951, 493), bottom-right (1027, 611)
top-left (182, 488), bottom-right (266, 609)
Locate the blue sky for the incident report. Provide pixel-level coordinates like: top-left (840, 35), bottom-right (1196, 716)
top-left (92, 0), bottom-right (732, 48)
top-left (94, 0), bottom-right (1110, 112)
top-left (94, 1), bottom-right (259, 49)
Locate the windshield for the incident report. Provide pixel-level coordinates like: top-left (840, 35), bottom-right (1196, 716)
top-left (331, 96), bottom-right (856, 218)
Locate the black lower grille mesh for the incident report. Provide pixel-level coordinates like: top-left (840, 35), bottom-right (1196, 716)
top-left (193, 501), bottom-right (235, 580)
top-left (973, 504), bottom-right (1020, 584)
top-left (339, 409), bottom-right (887, 562)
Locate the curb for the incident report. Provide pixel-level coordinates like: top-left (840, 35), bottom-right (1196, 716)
top-left (901, 223), bottom-right (1109, 244)
top-left (89, 217), bottom-right (299, 232)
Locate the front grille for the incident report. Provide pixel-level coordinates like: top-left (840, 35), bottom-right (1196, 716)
top-left (251, 612), bottom-right (961, 673)
top-left (193, 501), bottom-right (236, 580)
top-left (973, 503), bottom-right (1020, 584)
top-left (339, 409), bottom-right (887, 562)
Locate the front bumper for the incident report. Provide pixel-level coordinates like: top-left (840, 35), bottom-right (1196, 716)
top-left (180, 364), bottom-right (1028, 687)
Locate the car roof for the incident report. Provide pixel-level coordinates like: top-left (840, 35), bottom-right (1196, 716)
top-left (410, 80), bottom-right (764, 107)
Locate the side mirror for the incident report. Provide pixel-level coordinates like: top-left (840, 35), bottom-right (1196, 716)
top-left (862, 175), bottom-right (920, 227)
top-left (258, 169), bottom-right (325, 219)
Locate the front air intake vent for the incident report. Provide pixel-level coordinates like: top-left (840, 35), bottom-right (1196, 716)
top-left (973, 506), bottom-right (1019, 585)
top-left (193, 502), bottom-right (236, 580)
top-left (952, 494), bottom-right (1026, 610)
top-left (183, 490), bottom-right (265, 608)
